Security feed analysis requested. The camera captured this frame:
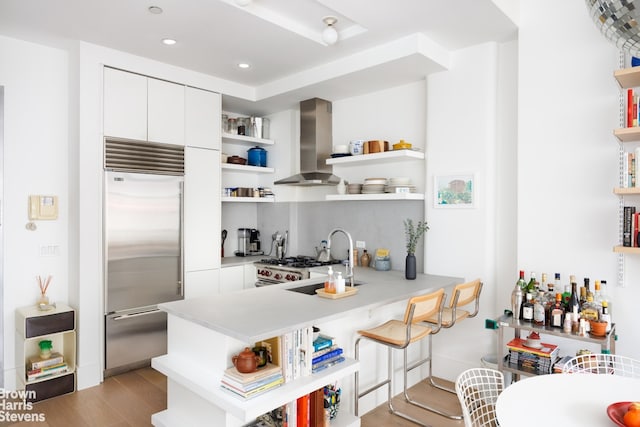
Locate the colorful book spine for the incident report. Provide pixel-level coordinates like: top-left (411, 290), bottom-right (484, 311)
top-left (29, 352), bottom-right (64, 370)
top-left (311, 356), bottom-right (345, 373)
top-left (312, 336), bottom-right (333, 352)
top-left (312, 348), bottom-right (343, 365)
top-left (624, 206), bottom-right (636, 247)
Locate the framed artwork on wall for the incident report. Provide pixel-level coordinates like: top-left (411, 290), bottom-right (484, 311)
top-left (434, 174), bottom-right (475, 208)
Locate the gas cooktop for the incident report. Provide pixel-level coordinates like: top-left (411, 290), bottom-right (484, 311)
top-left (257, 255), bottom-right (341, 269)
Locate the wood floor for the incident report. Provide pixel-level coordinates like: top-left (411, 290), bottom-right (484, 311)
top-left (2, 368), bottom-right (462, 427)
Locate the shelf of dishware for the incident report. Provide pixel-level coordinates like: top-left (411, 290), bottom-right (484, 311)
top-left (325, 149), bottom-right (424, 166)
top-left (326, 193), bottom-right (424, 201)
top-left (221, 132), bottom-right (274, 146)
top-left (152, 354), bottom-right (359, 425)
top-left (221, 163), bottom-right (275, 173)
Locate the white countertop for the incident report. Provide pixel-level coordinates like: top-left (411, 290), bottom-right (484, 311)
top-left (159, 267), bottom-right (463, 343)
top-left (220, 255), bottom-right (265, 267)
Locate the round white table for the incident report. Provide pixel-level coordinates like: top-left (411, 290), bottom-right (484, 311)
top-left (496, 374), bottom-right (640, 426)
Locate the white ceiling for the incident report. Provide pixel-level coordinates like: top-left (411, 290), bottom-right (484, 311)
top-left (0, 0), bottom-right (517, 114)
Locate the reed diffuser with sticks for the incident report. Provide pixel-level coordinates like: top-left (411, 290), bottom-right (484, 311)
top-left (36, 275), bottom-right (52, 308)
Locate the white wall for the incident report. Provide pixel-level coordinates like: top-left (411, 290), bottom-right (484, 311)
top-left (0, 35), bottom-right (70, 388)
top-left (519, 2), bottom-right (639, 358)
top-left (425, 41), bottom-right (517, 379)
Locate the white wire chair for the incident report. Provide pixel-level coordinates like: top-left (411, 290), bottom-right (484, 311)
top-left (455, 368), bottom-right (504, 427)
top-left (561, 353), bottom-right (640, 378)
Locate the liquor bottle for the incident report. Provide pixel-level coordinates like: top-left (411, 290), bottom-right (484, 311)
top-left (526, 272), bottom-right (537, 294)
top-left (540, 273), bottom-right (548, 292)
top-left (580, 294), bottom-right (599, 333)
top-left (549, 293), bottom-right (565, 328)
top-left (583, 277), bottom-right (593, 303)
top-left (511, 271), bottom-right (525, 319)
top-left (522, 293), bottom-right (534, 323)
top-left (593, 280), bottom-right (603, 315)
top-left (562, 284), bottom-right (572, 310)
top-left (533, 291), bottom-right (546, 325)
top-left (601, 300), bottom-right (612, 332)
top-left (568, 280), bottom-right (580, 320)
top-left (546, 273), bottom-right (556, 301)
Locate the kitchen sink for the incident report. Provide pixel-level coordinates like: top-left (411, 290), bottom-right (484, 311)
top-left (286, 280), bottom-right (365, 295)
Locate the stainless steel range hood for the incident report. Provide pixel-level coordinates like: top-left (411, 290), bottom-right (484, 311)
top-left (274, 98), bottom-right (341, 186)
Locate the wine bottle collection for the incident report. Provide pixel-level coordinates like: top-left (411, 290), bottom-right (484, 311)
top-left (510, 271), bottom-right (612, 336)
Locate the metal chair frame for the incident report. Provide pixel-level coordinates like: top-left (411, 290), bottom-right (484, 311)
top-left (354, 288), bottom-right (446, 427)
top-left (409, 279), bottom-right (483, 420)
top-left (562, 353), bottom-right (640, 378)
top-left (454, 367), bottom-right (503, 427)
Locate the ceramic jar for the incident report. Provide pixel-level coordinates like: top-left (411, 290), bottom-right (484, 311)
top-left (232, 347), bottom-right (260, 373)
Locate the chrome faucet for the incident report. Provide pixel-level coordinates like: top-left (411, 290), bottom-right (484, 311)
top-left (326, 228), bottom-right (355, 287)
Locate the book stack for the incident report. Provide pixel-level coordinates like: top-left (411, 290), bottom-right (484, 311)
top-left (506, 338), bottom-right (559, 375)
top-left (220, 363), bottom-right (284, 400)
top-left (27, 352), bottom-right (68, 381)
top-left (552, 355), bottom-right (574, 373)
top-left (311, 336), bottom-right (345, 374)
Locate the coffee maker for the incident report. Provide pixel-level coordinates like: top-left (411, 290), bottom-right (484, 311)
top-left (235, 228), bottom-right (263, 256)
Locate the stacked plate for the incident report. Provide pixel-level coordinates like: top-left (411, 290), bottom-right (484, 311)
top-left (362, 177), bottom-right (387, 194)
top-left (385, 177), bottom-right (416, 193)
top-left (347, 183), bottom-right (363, 194)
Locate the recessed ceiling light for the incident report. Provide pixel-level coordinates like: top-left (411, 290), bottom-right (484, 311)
top-left (162, 38), bottom-right (177, 46)
top-left (148, 6), bottom-right (163, 14)
top-left (238, 63), bottom-right (251, 69)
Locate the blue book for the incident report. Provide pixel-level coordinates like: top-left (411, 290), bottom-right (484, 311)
top-left (312, 335), bottom-right (333, 352)
top-left (312, 348), bottom-right (343, 365)
top-left (312, 356), bottom-right (345, 373)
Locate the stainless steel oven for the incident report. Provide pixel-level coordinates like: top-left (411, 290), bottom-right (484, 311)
top-left (254, 256), bottom-right (340, 287)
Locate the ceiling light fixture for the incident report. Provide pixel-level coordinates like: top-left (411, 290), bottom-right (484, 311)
top-left (322, 16), bottom-right (339, 46)
top-left (148, 6), bottom-right (163, 14)
top-left (238, 63), bottom-right (251, 69)
top-left (586, 0), bottom-right (640, 56)
top-left (162, 38), bottom-right (177, 46)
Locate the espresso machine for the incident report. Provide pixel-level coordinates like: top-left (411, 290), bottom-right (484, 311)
top-left (235, 228), bottom-right (263, 256)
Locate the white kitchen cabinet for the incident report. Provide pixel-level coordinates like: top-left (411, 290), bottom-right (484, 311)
top-left (220, 265), bottom-right (245, 294)
top-left (184, 269), bottom-right (219, 299)
top-left (186, 87), bottom-right (221, 150)
top-left (184, 147), bottom-right (221, 272)
top-left (148, 78), bottom-right (185, 145)
top-left (103, 68), bottom-right (147, 141)
top-left (103, 67), bottom-right (185, 146)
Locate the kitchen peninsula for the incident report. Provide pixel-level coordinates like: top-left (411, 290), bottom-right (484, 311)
top-left (151, 266), bottom-right (463, 427)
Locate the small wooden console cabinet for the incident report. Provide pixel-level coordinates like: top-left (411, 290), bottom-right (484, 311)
top-left (15, 303), bottom-right (76, 402)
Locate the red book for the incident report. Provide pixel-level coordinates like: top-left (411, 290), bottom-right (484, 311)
top-left (629, 88), bottom-right (634, 127)
top-left (296, 394), bottom-right (310, 427)
top-left (635, 213), bottom-right (640, 247)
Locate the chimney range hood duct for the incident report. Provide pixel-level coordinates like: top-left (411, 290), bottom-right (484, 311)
top-left (274, 98), bottom-right (341, 186)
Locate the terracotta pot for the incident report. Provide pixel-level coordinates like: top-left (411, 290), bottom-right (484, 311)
top-left (232, 347), bottom-right (259, 373)
top-left (589, 320), bottom-right (607, 336)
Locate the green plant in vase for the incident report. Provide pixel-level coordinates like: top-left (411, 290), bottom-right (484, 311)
top-left (403, 219), bottom-right (429, 280)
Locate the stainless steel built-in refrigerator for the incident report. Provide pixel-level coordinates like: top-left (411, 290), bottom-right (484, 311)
top-left (104, 166), bottom-right (183, 376)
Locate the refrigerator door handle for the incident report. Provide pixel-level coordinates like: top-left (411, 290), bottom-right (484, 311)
top-left (179, 179), bottom-right (184, 297)
top-left (112, 308), bottom-right (162, 321)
